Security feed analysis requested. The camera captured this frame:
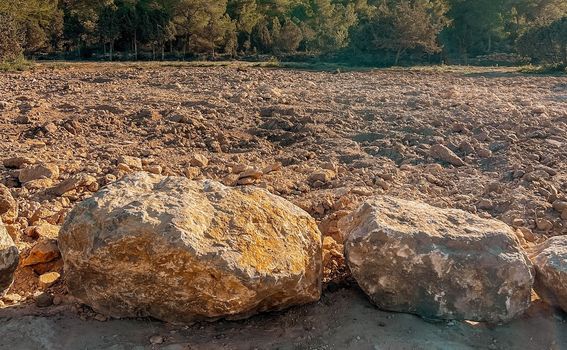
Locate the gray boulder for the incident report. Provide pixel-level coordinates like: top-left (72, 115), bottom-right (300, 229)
top-left (341, 196), bottom-right (534, 323)
top-left (532, 236), bottom-right (567, 312)
top-left (0, 218), bottom-right (19, 295)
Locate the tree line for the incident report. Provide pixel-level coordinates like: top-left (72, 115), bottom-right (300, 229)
top-left (1, 0), bottom-right (566, 66)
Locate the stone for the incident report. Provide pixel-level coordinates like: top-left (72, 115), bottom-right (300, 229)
top-left (49, 174), bottom-right (98, 196)
top-left (33, 223), bottom-right (60, 238)
top-left (0, 184), bottom-right (18, 223)
top-left (536, 218), bottom-right (553, 231)
top-left (3, 156), bottom-right (36, 169)
top-left (562, 209), bottom-right (567, 221)
top-left (35, 292), bottom-right (54, 308)
top-left (239, 168), bottom-right (263, 180)
top-left (341, 196), bottom-right (534, 323)
top-left (190, 154), bottom-right (209, 168)
top-left (309, 170), bottom-right (336, 184)
top-left (59, 173), bottom-right (322, 323)
top-left (532, 236), bottom-right (567, 312)
top-left (0, 218), bottom-right (19, 296)
top-left (22, 239), bottom-right (61, 266)
top-left (39, 272), bottom-right (61, 289)
top-left (552, 200), bottom-right (567, 213)
top-left (117, 156), bottom-right (143, 170)
top-left (429, 144), bottom-right (466, 167)
top-left (149, 335), bottom-right (164, 345)
top-left (18, 163), bottom-right (59, 183)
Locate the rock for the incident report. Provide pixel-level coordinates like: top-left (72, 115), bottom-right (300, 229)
top-left (39, 272), bottom-right (61, 289)
top-left (341, 196), bottom-right (534, 323)
top-left (149, 335), bottom-right (164, 345)
top-left (0, 219), bottom-right (19, 296)
top-left (184, 167), bottom-right (201, 180)
top-left (59, 173), bottom-right (322, 323)
top-left (0, 184), bottom-right (18, 223)
top-left (552, 200), bottom-right (567, 213)
top-left (239, 168), bottom-right (263, 180)
top-left (117, 156), bottom-right (142, 171)
top-left (35, 292), bottom-right (54, 308)
top-left (18, 163), bottom-right (59, 183)
top-left (22, 239), bottom-right (61, 266)
top-left (33, 223), bottom-right (60, 238)
top-left (3, 156), bottom-right (36, 169)
top-left (523, 170), bottom-right (550, 182)
top-left (190, 154), bottom-right (209, 168)
top-left (144, 164), bottom-right (162, 175)
top-left (429, 144), bottom-right (466, 167)
top-left (562, 209), bottom-right (567, 221)
top-left (49, 174), bottom-right (98, 196)
top-left (532, 236), bottom-right (567, 312)
top-left (309, 170), bottom-right (336, 183)
top-left (536, 218), bottom-right (553, 231)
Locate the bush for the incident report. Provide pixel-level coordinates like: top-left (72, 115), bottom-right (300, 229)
top-left (0, 13), bottom-right (23, 62)
top-left (517, 17), bottom-right (567, 65)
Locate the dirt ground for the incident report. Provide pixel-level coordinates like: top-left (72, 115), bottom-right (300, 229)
top-left (1, 287), bottom-right (566, 350)
top-left (1, 62), bottom-right (566, 349)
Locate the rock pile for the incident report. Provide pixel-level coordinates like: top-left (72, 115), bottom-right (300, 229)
top-left (59, 173), bottom-right (322, 323)
top-left (341, 196), bottom-right (534, 323)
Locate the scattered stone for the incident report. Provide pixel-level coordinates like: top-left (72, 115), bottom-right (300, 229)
top-left (552, 200), bottom-right (567, 214)
top-left (0, 219), bottom-right (19, 295)
top-left (59, 173), bottom-right (322, 323)
top-left (35, 292), bottom-right (54, 308)
top-left (49, 173), bottom-right (98, 196)
top-left (22, 239), bottom-right (61, 266)
top-left (18, 163), bottom-right (59, 183)
top-left (429, 144), bottom-right (466, 167)
top-left (523, 170), bottom-right (550, 182)
top-left (536, 218), bottom-right (553, 232)
top-left (309, 170), bottom-right (336, 184)
top-left (239, 168), bottom-right (263, 180)
top-left (117, 156), bottom-right (143, 171)
top-left (3, 156), bottom-right (36, 169)
top-left (184, 167), bottom-right (201, 180)
top-left (149, 335), bottom-right (164, 345)
top-left (532, 236), bottom-right (567, 312)
top-left (341, 196), bottom-right (534, 323)
top-left (190, 154), bottom-right (209, 168)
top-left (0, 184), bottom-right (18, 223)
top-left (144, 164), bottom-right (163, 175)
top-left (39, 272), bottom-right (61, 289)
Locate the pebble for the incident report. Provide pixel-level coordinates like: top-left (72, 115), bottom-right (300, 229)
top-left (190, 154), bottom-right (209, 168)
top-left (149, 335), bottom-right (164, 345)
top-left (35, 292), bottom-right (54, 308)
top-left (429, 144), bottom-right (466, 167)
top-left (39, 272), bottom-right (61, 289)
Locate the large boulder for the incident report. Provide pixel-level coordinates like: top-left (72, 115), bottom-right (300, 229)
top-left (59, 173), bottom-right (322, 323)
top-left (532, 236), bottom-right (567, 312)
top-left (341, 196), bottom-right (534, 323)
top-left (0, 218), bottom-right (19, 295)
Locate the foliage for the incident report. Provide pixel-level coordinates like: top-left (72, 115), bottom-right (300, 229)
top-left (0, 0), bottom-right (566, 67)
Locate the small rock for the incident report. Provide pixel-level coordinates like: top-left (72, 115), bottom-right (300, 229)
top-left (190, 154), bottom-right (209, 168)
top-left (309, 170), bottom-right (336, 184)
top-left (94, 313), bottom-right (108, 322)
top-left (144, 165), bottom-right (162, 175)
top-left (3, 156), bottom-right (36, 169)
top-left (523, 170), bottom-right (551, 182)
top-left (18, 163), bottom-right (59, 183)
top-left (39, 272), bottom-right (61, 289)
top-left (552, 200), bottom-right (567, 213)
top-left (35, 292), bottom-right (54, 308)
top-left (149, 335), bottom-right (164, 345)
top-left (117, 156), bottom-right (142, 170)
top-left (429, 144), bottom-right (466, 167)
top-left (49, 174), bottom-right (98, 196)
top-left (0, 184), bottom-right (18, 223)
top-left (536, 218), bottom-right (553, 231)
top-left (239, 168), bottom-right (263, 180)
top-left (22, 239), bottom-right (60, 266)
top-left (184, 167), bottom-right (201, 180)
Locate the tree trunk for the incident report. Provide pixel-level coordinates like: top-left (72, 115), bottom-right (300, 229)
top-left (110, 39), bottom-right (114, 61)
top-left (134, 32), bottom-right (138, 60)
top-left (395, 48), bottom-right (403, 65)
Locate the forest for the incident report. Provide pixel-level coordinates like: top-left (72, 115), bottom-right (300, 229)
top-left (0, 0), bottom-right (566, 66)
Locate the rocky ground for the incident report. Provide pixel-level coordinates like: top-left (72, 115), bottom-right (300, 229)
top-left (0, 62), bottom-right (566, 349)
